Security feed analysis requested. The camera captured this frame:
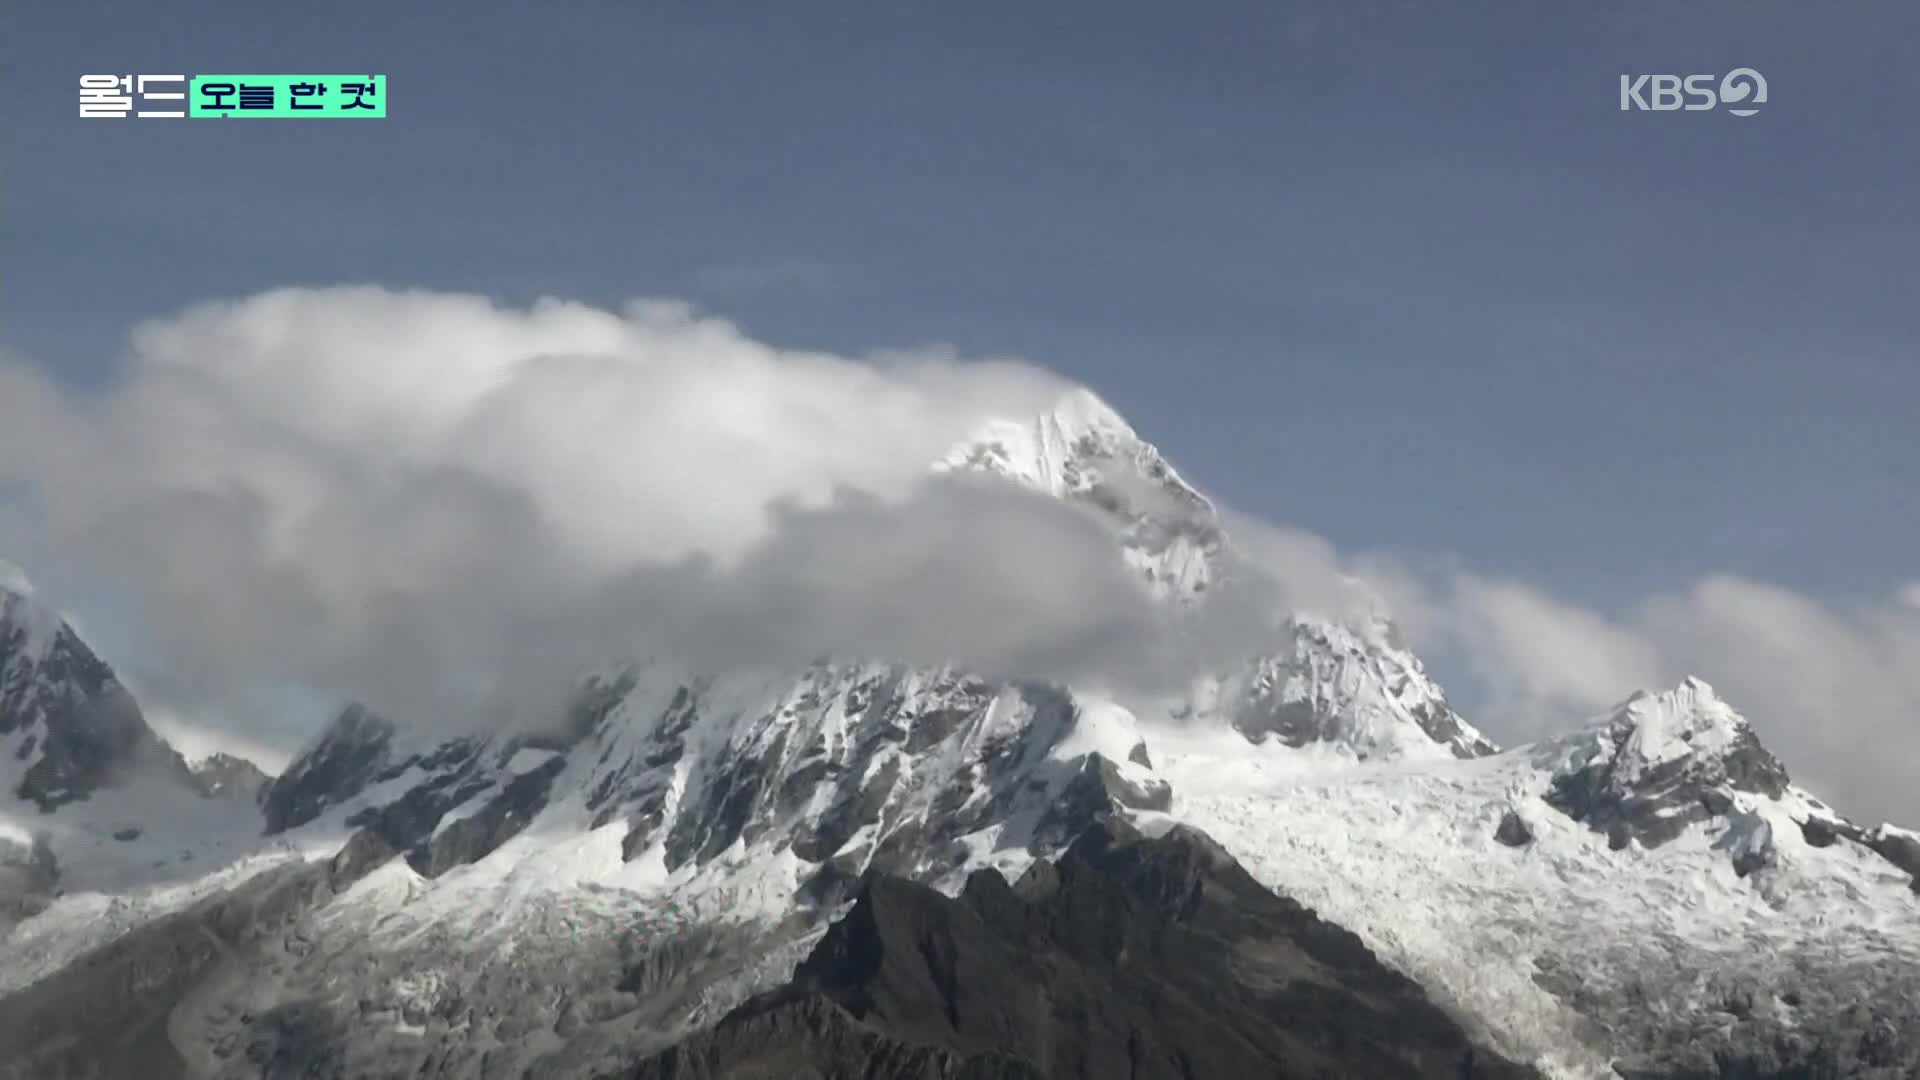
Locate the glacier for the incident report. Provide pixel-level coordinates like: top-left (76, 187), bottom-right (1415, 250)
top-left (2, 389), bottom-right (1917, 1078)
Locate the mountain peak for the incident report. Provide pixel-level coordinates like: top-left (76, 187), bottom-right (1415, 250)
top-left (1546, 679), bottom-right (1790, 851)
top-left (1605, 676), bottom-right (1753, 782)
top-left (939, 389), bottom-right (1218, 602)
top-left (1195, 613), bottom-right (1498, 761)
top-left (1042, 386), bottom-right (1137, 444)
top-left (939, 387), bottom-right (1151, 498)
top-left (2, 572), bottom-right (188, 811)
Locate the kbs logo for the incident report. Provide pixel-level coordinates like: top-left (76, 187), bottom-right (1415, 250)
top-left (1619, 68), bottom-right (1767, 117)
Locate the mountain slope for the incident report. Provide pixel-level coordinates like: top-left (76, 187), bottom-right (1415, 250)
top-left (622, 820), bottom-right (1540, 1080)
top-left (1, 390), bottom-right (1916, 1080)
top-left (0, 576), bottom-right (292, 958)
top-left (1155, 678), bottom-right (1920, 1077)
top-left (1, 578), bottom-right (180, 811)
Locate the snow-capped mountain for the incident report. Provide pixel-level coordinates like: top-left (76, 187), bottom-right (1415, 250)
top-left (0, 574), bottom-right (180, 812)
top-left (2, 391), bottom-right (1916, 1079)
top-left (937, 387), bottom-right (1221, 601)
top-left (1193, 613), bottom-right (1497, 761)
top-left (1, 574), bottom-right (275, 958)
top-left (1159, 676), bottom-right (1920, 1077)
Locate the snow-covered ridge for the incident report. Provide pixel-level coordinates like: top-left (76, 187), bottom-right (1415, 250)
top-left (7, 389), bottom-right (1919, 1077)
top-left (938, 388), bottom-right (1221, 600)
top-left (1535, 676), bottom-right (1796, 856)
top-left (1152, 684), bottom-right (1920, 1078)
top-left (0, 577), bottom-right (62, 671)
top-left (1185, 614), bottom-right (1497, 762)
top-left (1593, 675), bottom-right (1752, 787)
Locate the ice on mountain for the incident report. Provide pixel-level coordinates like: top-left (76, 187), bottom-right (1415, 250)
top-left (1197, 614), bottom-right (1497, 762)
top-left (8, 391), bottom-right (1920, 1078)
top-left (1542, 678), bottom-right (1792, 853)
top-left (1716, 810), bottom-right (1778, 878)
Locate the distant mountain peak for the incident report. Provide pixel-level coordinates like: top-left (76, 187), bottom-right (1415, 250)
top-left (1601, 675), bottom-right (1770, 788)
top-left (186, 751), bottom-right (273, 802)
top-left (1, 573), bottom-right (189, 811)
top-left (1190, 612), bottom-right (1498, 761)
top-left (1544, 678), bottom-right (1790, 853)
top-left (940, 389), bottom-right (1209, 507)
top-left (939, 390), bottom-right (1222, 606)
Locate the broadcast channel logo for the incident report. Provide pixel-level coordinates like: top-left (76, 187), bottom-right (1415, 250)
top-left (1619, 69), bottom-right (1767, 117)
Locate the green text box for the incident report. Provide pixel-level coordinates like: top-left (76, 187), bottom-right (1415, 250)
top-left (189, 75), bottom-right (386, 118)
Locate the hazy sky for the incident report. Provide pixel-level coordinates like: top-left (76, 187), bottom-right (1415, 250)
top-left (4, 3), bottom-right (1916, 817)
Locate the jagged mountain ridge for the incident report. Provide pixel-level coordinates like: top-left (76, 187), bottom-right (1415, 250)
top-left (1160, 675), bottom-right (1920, 1077)
top-left (935, 387), bottom-right (1220, 602)
top-left (621, 820), bottom-right (1541, 1080)
top-left (0, 580), bottom-right (182, 811)
top-left (243, 388), bottom-right (1497, 896)
top-left (1, 390), bottom-right (1917, 1079)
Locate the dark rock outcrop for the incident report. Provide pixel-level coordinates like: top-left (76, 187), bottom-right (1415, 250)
top-left (1794, 814), bottom-right (1920, 886)
top-left (186, 752), bottom-right (271, 802)
top-left (1867, 830), bottom-right (1920, 879)
top-left (619, 822), bottom-right (1539, 1080)
top-left (260, 701), bottom-right (576, 879)
top-left (0, 832), bottom-right (59, 931)
top-left (326, 827), bottom-right (399, 891)
top-left (1231, 618), bottom-right (1498, 760)
top-left (2, 590), bottom-right (186, 811)
top-left (1495, 810), bottom-right (1534, 848)
top-left (1547, 682), bottom-right (1790, 853)
top-left (407, 755), bottom-right (567, 877)
top-left (259, 705), bottom-right (401, 833)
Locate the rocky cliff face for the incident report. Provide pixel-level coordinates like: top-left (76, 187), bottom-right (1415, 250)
top-left (623, 821), bottom-right (1539, 1080)
top-left (3, 392), bottom-right (1918, 1080)
top-left (1202, 614), bottom-right (1497, 761)
top-left (1, 583), bottom-right (184, 811)
top-left (1544, 677), bottom-right (1791, 852)
top-left (187, 753), bottom-right (272, 802)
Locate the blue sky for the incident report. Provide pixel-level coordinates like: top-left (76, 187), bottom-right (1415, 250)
top-left (10, 1), bottom-right (1915, 608)
top-left (5, 3), bottom-right (1918, 810)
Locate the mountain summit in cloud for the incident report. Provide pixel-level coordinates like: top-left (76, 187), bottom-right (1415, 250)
top-left (3, 379), bottom-right (1917, 1078)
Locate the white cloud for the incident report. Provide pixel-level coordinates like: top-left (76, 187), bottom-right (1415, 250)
top-left (1900, 582), bottom-right (1920, 611)
top-left (3, 285), bottom-right (1915, 826)
top-left (1420, 573), bottom-right (1920, 825)
top-left (0, 287), bottom-right (1261, 749)
top-left (1444, 574), bottom-right (1667, 724)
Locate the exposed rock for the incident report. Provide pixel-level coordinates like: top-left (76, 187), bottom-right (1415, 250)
top-left (1792, 815), bottom-right (1920, 883)
top-left (1716, 814), bottom-right (1776, 878)
top-left (408, 755), bottom-right (568, 877)
top-left (1227, 616), bottom-right (1498, 760)
top-left (1546, 679), bottom-right (1789, 851)
top-left (327, 828), bottom-right (398, 890)
top-left (259, 704), bottom-right (400, 833)
top-left (1495, 810), bottom-right (1534, 847)
top-left (1799, 816), bottom-right (1841, 848)
top-left (187, 752), bottom-right (272, 802)
top-left (0, 833), bottom-right (58, 931)
top-left (1866, 829), bottom-right (1920, 879)
top-left (620, 821), bottom-right (1539, 1080)
top-left (3, 587), bottom-right (188, 811)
